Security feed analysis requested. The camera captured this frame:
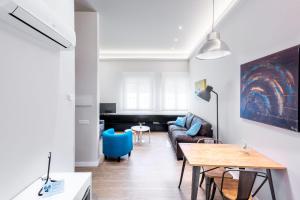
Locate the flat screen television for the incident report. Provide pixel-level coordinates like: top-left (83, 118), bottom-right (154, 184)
top-left (100, 103), bottom-right (116, 114)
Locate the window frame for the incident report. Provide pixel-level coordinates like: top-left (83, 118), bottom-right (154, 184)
top-left (121, 72), bottom-right (155, 112)
top-left (160, 72), bottom-right (189, 112)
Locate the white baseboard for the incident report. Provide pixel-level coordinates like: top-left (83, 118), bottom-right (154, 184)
top-left (75, 160), bottom-right (100, 167)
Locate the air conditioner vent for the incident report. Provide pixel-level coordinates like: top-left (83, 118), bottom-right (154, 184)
top-left (0, 0), bottom-right (76, 49)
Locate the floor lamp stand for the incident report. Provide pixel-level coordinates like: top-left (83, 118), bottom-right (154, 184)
top-left (211, 90), bottom-right (219, 143)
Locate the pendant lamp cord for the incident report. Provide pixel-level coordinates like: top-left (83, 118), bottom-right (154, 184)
top-left (212, 0), bottom-right (215, 32)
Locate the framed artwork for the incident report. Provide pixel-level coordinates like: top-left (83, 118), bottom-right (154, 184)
top-left (240, 46), bottom-right (300, 132)
top-left (195, 79), bottom-right (207, 96)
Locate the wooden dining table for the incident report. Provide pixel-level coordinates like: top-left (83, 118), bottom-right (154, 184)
top-left (178, 143), bottom-right (286, 200)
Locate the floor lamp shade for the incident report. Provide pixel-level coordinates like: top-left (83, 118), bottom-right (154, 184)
top-left (197, 86), bottom-right (213, 102)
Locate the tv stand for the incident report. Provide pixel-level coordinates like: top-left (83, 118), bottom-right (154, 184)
top-left (100, 113), bottom-right (182, 131)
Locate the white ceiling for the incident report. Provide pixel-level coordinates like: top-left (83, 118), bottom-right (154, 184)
top-left (75, 0), bottom-right (237, 59)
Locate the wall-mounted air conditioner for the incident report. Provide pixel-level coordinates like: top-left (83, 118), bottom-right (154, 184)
top-left (0, 0), bottom-right (76, 49)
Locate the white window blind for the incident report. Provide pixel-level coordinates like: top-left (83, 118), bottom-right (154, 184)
top-left (122, 73), bottom-right (154, 111)
top-left (161, 72), bottom-right (189, 111)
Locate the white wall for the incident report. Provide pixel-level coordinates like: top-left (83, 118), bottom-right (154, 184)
top-left (47, 0), bottom-right (76, 173)
top-left (0, 0), bottom-right (75, 199)
top-left (99, 60), bottom-right (188, 113)
top-left (189, 0), bottom-right (300, 199)
top-left (75, 12), bottom-right (100, 166)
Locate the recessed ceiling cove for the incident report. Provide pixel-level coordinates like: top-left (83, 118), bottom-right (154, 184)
top-left (75, 0), bottom-right (238, 59)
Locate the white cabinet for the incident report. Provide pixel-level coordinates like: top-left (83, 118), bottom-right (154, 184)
top-left (13, 173), bottom-right (91, 200)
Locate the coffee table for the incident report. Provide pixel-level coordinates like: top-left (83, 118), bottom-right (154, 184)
top-left (131, 125), bottom-right (151, 144)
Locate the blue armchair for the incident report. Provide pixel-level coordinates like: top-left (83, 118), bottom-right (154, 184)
top-left (102, 128), bottom-right (133, 161)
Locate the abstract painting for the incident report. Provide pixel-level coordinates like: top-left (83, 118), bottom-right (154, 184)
top-left (240, 46), bottom-right (300, 132)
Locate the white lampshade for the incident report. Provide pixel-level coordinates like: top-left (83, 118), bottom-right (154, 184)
top-left (196, 31), bottom-right (231, 60)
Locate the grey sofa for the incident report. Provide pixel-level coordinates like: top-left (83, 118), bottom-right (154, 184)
top-left (167, 112), bottom-right (213, 160)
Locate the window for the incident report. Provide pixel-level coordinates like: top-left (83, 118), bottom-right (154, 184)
top-left (121, 72), bottom-right (188, 112)
top-left (161, 72), bottom-right (189, 111)
top-left (122, 73), bottom-right (154, 111)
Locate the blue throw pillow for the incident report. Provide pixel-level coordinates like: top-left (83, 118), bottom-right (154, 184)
top-left (186, 122), bottom-right (202, 136)
top-left (175, 117), bottom-right (186, 127)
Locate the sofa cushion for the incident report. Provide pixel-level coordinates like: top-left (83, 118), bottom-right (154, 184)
top-left (186, 122), bottom-right (202, 136)
top-left (190, 116), bottom-right (212, 137)
top-left (190, 116), bottom-right (202, 136)
top-left (185, 112), bottom-right (194, 129)
top-left (190, 116), bottom-right (202, 127)
top-left (167, 121), bottom-right (176, 126)
top-left (199, 120), bottom-right (213, 137)
top-left (171, 130), bottom-right (187, 145)
top-left (168, 124), bottom-right (187, 133)
top-left (175, 117), bottom-right (186, 127)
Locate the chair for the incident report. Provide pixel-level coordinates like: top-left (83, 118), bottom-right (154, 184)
top-left (102, 128), bottom-right (133, 161)
top-left (212, 169), bottom-right (268, 200)
top-left (201, 166), bottom-right (233, 200)
top-left (197, 139), bottom-right (233, 200)
top-left (178, 138), bottom-right (232, 200)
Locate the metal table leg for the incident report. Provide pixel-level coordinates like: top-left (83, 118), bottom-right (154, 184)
top-left (178, 156), bottom-right (186, 188)
top-left (191, 166), bottom-right (201, 200)
top-left (266, 169), bottom-right (276, 200)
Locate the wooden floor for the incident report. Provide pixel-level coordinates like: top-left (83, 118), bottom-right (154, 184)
top-left (76, 132), bottom-right (222, 200)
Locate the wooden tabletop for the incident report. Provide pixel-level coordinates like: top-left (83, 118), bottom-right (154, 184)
top-left (179, 143), bottom-right (285, 169)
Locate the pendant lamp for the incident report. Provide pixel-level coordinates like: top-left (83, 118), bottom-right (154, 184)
top-left (196, 0), bottom-right (231, 60)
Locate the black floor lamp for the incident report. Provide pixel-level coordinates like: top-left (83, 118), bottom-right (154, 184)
top-left (197, 85), bottom-right (219, 143)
